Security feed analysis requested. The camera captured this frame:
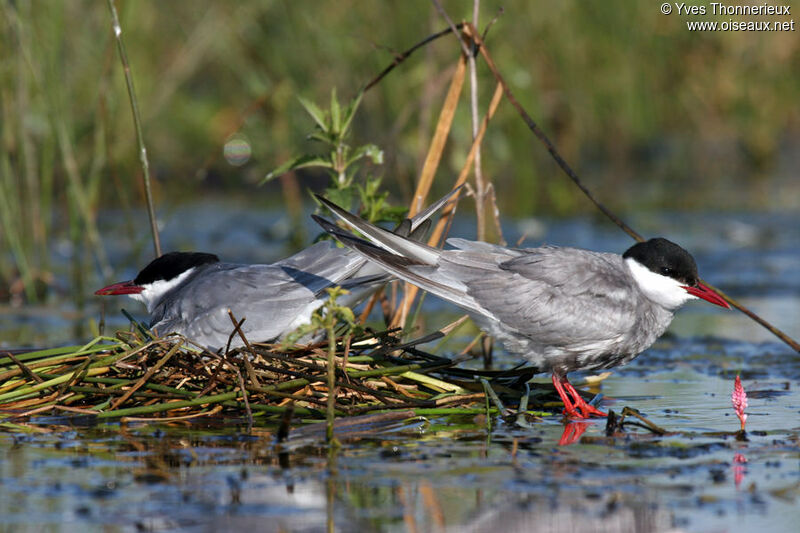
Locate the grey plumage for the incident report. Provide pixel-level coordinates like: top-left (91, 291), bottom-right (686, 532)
top-left (439, 240), bottom-right (674, 374)
top-left (313, 194), bottom-right (727, 380)
top-left (97, 189), bottom-right (459, 353)
top-left (146, 241), bottom-right (375, 351)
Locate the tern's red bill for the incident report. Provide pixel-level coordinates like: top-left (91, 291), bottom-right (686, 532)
top-left (95, 280), bottom-right (144, 296)
top-left (683, 282), bottom-right (730, 309)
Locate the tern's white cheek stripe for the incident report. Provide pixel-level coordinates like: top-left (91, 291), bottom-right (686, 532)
top-left (133, 268), bottom-right (197, 313)
top-left (625, 258), bottom-right (695, 310)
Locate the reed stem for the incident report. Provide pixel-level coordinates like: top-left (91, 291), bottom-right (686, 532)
top-left (105, 0), bottom-right (161, 257)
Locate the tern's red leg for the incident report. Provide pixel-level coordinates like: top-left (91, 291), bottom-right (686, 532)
top-left (561, 376), bottom-right (607, 418)
top-left (551, 373), bottom-right (580, 418)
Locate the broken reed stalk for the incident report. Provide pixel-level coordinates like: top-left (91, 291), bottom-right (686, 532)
top-left (390, 55), bottom-right (466, 330)
top-left (467, 1), bottom-right (490, 243)
top-left (406, 55), bottom-right (465, 219)
top-left (227, 310), bottom-right (263, 388)
top-left (387, 19), bottom-right (504, 329)
top-left (432, 0), bottom-right (502, 245)
top-left (3, 352), bottom-right (44, 384)
top-left (391, 81), bottom-right (504, 331)
top-left (105, 0), bottom-right (161, 257)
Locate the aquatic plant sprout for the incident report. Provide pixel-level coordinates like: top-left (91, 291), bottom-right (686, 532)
top-left (731, 375), bottom-right (748, 432)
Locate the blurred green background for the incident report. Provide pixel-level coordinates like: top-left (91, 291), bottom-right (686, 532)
top-left (1, 0), bottom-right (799, 303)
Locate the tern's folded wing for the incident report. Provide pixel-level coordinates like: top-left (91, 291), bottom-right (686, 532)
top-left (461, 248), bottom-right (641, 353)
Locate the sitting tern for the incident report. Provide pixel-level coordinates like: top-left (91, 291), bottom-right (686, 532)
top-left (95, 191), bottom-right (457, 352)
top-left (313, 193), bottom-right (731, 419)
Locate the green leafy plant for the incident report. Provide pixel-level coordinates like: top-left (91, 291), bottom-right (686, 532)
top-left (262, 88), bottom-right (405, 225)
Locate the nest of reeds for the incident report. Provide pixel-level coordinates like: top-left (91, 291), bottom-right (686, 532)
top-left (0, 324), bottom-right (559, 431)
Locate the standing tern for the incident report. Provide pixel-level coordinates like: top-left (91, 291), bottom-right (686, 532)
top-left (313, 193), bottom-right (731, 419)
top-left (95, 190), bottom-right (457, 352)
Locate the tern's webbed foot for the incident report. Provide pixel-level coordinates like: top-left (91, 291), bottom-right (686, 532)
top-left (553, 373), bottom-right (607, 419)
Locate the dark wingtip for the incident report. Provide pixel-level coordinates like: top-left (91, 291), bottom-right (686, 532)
top-left (312, 214), bottom-right (362, 245)
top-left (310, 213), bottom-right (335, 231)
top-left (313, 194), bottom-right (337, 211)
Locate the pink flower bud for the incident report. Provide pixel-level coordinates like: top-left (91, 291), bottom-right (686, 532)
top-left (731, 375), bottom-right (748, 431)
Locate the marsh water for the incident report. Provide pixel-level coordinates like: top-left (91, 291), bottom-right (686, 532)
top-left (1, 201), bottom-right (799, 532)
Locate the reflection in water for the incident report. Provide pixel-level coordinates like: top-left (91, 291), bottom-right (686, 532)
top-left (558, 421), bottom-right (591, 446)
top-left (733, 452), bottom-right (747, 489)
top-left (459, 494), bottom-right (673, 533)
top-left (0, 388), bottom-right (796, 533)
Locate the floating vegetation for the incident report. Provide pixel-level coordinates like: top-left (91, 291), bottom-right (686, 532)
top-left (0, 324), bottom-right (555, 432)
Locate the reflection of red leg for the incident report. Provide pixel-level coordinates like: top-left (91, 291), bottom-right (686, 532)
top-left (558, 421), bottom-right (590, 446)
top-left (551, 373), bottom-right (607, 419)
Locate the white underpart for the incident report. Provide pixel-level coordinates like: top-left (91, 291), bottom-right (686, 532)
top-left (129, 268), bottom-right (197, 313)
top-left (281, 300), bottom-right (327, 339)
top-left (625, 257), bottom-right (696, 310)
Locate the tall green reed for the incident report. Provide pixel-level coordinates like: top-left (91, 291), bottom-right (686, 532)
top-left (0, 2), bottom-right (131, 307)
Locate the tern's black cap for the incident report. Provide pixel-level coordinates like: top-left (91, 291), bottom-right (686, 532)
top-left (134, 252), bottom-right (219, 285)
top-left (622, 238), bottom-right (699, 286)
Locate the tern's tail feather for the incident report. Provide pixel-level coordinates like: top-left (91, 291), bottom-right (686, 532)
top-left (312, 203), bottom-right (476, 310)
top-left (403, 186), bottom-right (460, 238)
top-left (315, 194), bottom-right (444, 265)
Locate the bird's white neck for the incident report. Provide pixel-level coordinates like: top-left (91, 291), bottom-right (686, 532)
top-left (624, 257), bottom-right (695, 310)
top-left (130, 267), bottom-right (197, 313)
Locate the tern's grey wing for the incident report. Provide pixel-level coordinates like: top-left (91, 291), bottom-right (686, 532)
top-left (460, 247), bottom-right (657, 365)
top-left (275, 240), bottom-right (359, 280)
top-left (150, 266), bottom-right (323, 350)
top-left (152, 243), bottom-right (370, 350)
top-left (445, 237), bottom-right (523, 255)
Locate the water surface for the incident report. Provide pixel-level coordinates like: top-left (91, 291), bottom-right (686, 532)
top-left (1, 204), bottom-right (798, 532)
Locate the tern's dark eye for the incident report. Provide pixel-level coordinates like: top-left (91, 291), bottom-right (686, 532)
top-left (660, 267), bottom-right (672, 276)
